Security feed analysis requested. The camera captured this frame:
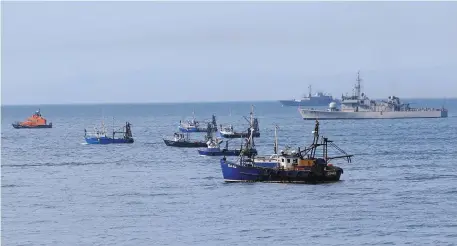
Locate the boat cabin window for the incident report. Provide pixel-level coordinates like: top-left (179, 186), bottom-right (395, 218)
top-left (281, 158), bottom-right (284, 162)
top-left (287, 159), bottom-right (290, 163)
top-left (293, 159), bottom-right (298, 164)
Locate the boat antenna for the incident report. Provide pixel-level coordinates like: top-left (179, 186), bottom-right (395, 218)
top-left (250, 104), bottom-right (254, 127)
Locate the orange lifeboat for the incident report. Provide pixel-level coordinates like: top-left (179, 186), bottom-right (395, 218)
top-left (12, 109), bottom-right (52, 129)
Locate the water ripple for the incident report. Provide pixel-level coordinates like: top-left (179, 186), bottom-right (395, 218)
top-left (2, 101), bottom-right (457, 246)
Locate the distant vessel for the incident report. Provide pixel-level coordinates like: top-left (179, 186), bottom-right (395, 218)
top-left (179, 114), bottom-right (217, 133)
top-left (217, 105), bottom-right (260, 138)
top-left (84, 121), bottom-right (134, 144)
top-left (12, 109), bottom-right (52, 129)
top-left (197, 139), bottom-right (257, 156)
top-left (279, 85), bottom-right (336, 106)
top-left (163, 133), bottom-right (208, 148)
top-left (164, 122), bottom-right (215, 148)
top-left (220, 120), bottom-right (353, 183)
top-left (299, 72), bottom-right (448, 120)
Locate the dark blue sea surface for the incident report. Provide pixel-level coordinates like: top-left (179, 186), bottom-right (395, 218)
top-left (2, 99), bottom-right (457, 245)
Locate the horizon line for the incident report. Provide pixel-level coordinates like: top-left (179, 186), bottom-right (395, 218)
top-left (1, 97), bottom-right (456, 107)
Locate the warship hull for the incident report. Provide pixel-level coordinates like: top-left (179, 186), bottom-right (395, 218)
top-left (299, 109), bottom-right (448, 120)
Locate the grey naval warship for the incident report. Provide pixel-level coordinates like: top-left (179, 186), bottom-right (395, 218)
top-left (279, 85), bottom-right (337, 107)
top-left (299, 72), bottom-right (448, 120)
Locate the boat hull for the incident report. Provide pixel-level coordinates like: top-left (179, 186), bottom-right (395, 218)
top-left (84, 137), bottom-right (134, 144)
top-left (178, 127), bottom-right (207, 133)
top-left (220, 159), bottom-right (342, 183)
top-left (198, 148), bottom-right (258, 156)
top-left (217, 131), bottom-right (260, 139)
top-left (12, 123), bottom-right (52, 129)
top-left (279, 98), bottom-right (335, 107)
top-left (198, 149), bottom-right (241, 156)
top-left (299, 109), bottom-right (448, 120)
top-left (163, 139), bottom-right (207, 148)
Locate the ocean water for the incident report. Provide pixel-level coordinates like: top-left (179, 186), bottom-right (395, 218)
top-left (2, 99), bottom-right (457, 246)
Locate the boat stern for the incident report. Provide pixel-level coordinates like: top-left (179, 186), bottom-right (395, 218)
top-left (324, 164), bottom-right (344, 181)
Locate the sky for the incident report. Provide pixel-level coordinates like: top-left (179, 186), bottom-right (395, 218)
top-left (1, 1), bottom-right (457, 105)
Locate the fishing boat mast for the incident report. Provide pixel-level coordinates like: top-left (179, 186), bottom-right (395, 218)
top-left (101, 120), bottom-right (106, 136)
top-left (211, 115), bottom-right (217, 131)
top-left (296, 120), bottom-right (353, 163)
top-left (310, 119), bottom-right (320, 158)
top-left (125, 122), bottom-right (133, 138)
top-left (242, 126), bottom-right (256, 158)
top-left (274, 124), bottom-right (279, 154)
top-left (250, 105), bottom-right (254, 127)
top-left (206, 122), bottom-right (213, 141)
top-left (112, 117), bottom-right (115, 139)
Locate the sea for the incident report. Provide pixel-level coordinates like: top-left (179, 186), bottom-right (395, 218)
top-left (2, 99), bottom-right (457, 246)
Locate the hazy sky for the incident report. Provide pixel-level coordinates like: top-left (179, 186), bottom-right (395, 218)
top-left (2, 1), bottom-right (457, 105)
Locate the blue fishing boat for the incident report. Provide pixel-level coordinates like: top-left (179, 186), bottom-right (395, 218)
top-left (220, 120), bottom-right (353, 183)
top-left (178, 117), bottom-right (200, 133)
top-left (84, 121), bottom-right (134, 144)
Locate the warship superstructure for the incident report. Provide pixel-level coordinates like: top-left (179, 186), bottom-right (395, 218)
top-left (299, 72), bottom-right (448, 120)
top-left (279, 85), bottom-right (336, 107)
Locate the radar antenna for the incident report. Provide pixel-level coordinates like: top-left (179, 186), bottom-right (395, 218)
top-left (355, 71), bottom-right (362, 99)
